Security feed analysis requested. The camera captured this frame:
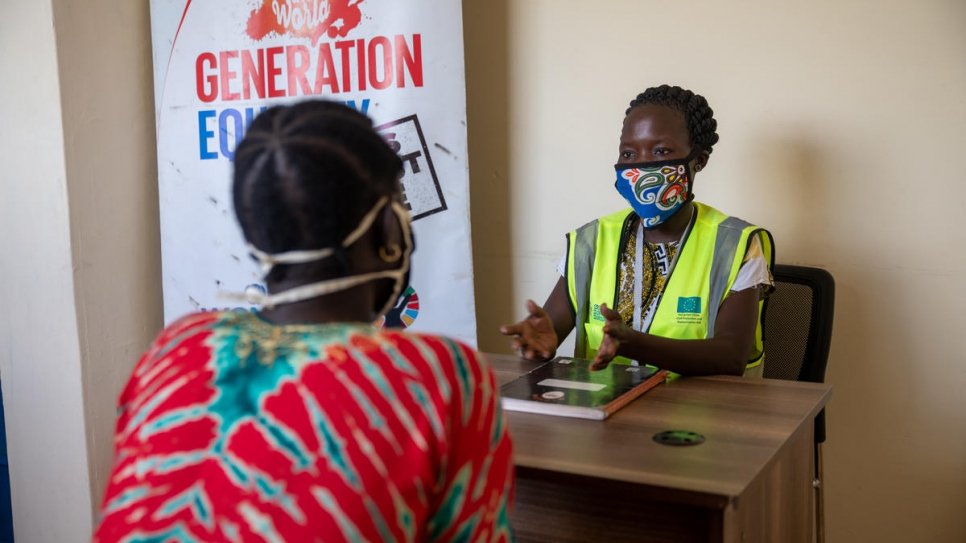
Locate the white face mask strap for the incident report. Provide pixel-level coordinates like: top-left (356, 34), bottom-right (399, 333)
top-left (247, 196), bottom-right (391, 274)
top-left (247, 244), bottom-right (336, 275)
top-left (342, 196), bottom-right (390, 248)
top-left (226, 197), bottom-right (414, 314)
top-left (243, 204), bottom-right (413, 310)
top-left (246, 269), bottom-right (406, 308)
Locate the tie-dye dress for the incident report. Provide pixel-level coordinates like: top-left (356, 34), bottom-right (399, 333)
top-left (93, 311), bottom-right (514, 542)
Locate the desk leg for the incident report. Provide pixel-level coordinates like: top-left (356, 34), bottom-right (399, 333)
top-left (815, 442), bottom-right (825, 543)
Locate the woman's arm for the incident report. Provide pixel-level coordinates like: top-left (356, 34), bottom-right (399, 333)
top-left (592, 286), bottom-right (760, 375)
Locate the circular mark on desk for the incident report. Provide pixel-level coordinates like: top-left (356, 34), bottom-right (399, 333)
top-left (541, 391), bottom-right (565, 400)
top-left (653, 430), bottom-right (705, 446)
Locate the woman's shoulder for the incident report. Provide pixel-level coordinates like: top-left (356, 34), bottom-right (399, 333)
top-left (162, 310), bottom-right (226, 333)
top-left (376, 330), bottom-right (492, 384)
top-left (135, 310), bottom-right (262, 373)
top-left (140, 311), bottom-right (225, 359)
top-left (121, 311), bottom-right (229, 406)
top-left (693, 201), bottom-right (764, 230)
top-left (575, 208), bottom-right (634, 231)
top-left (378, 330), bottom-right (483, 364)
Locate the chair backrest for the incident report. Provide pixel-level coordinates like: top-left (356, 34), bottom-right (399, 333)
top-left (762, 264), bottom-right (835, 442)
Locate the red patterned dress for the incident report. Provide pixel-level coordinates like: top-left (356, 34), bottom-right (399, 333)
top-left (93, 311), bottom-right (514, 542)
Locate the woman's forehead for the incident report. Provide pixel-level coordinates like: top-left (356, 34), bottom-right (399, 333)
top-left (621, 104), bottom-right (688, 142)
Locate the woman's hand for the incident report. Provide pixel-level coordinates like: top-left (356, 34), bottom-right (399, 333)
top-left (499, 299), bottom-right (558, 361)
top-left (591, 303), bottom-right (632, 370)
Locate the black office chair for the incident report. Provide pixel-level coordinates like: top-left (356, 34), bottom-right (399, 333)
top-left (761, 264), bottom-right (835, 543)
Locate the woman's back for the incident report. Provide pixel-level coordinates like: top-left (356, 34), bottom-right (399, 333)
top-left (94, 311), bottom-right (513, 542)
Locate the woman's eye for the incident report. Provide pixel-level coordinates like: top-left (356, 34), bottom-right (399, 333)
top-left (654, 148), bottom-right (671, 156)
top-left (620, 151), bottom-right (635, 159)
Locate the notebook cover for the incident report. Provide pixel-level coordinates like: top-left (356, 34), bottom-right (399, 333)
top-left (500, 357), bottom-right (668, 421)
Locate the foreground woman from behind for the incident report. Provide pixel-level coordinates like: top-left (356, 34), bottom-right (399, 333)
top-left (94, 101), bottom-right (514, 542)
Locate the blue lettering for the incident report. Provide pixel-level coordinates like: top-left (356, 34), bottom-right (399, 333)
top-left (198, 110), bottom-right (218, 160)
top-left (218, 109), bottom-right (244, 161)
top-left (198, 102), bottom-right (368, 162)
top-left (201, 107), bottom-right (268, 161)
top-left (345, 99), bottom-right (370, 115)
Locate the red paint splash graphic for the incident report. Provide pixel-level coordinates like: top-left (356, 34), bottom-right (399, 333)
top-left (246, 0), bottom-right (365, 45)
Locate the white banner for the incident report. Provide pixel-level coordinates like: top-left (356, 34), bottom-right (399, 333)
top-left (149, 0), bottom-right (477, 345)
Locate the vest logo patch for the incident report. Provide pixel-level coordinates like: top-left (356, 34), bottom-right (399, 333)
top-left (677, 296), bottom-right (701, 314)
top-left (592, 304), bottom-right (604, 322)
top-left (676, 297), bottom-right (703, 323)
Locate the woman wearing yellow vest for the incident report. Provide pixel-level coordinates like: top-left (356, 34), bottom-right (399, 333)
top-left (500, 85), bottom-right (774, 377)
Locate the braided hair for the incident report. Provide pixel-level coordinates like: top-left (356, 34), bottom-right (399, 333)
top-left (232, 100), bottom-right (403, 282)
top-left (625, 85), bottom-right (719, 154)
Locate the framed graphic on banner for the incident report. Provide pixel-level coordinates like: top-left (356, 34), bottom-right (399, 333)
top-left (149, 0), bottom-right (477, 345)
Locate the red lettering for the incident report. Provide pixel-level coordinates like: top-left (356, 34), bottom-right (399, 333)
top-left (196, 53), bottom-right (218, 103)
top-left (241, 49), bottom-right (265, 100)
top-left (334, 40), bottom-right (354, 93)
top-left (395, 34), bottom-right (423, 88)
top-left (313, 43), bottom-right (340, 94)
top-left (368, 36), bottom-right (392, 90)
top-left (266, 46), bottom-right (285, 98)
top-left (356, 39), bottom-right (367, 91)
top-left (219, 51), bottom-right (240, 101)
top-left (195, 37), bottom-right (422, 103)
top-left (286, 45), bottom-right (312, 97)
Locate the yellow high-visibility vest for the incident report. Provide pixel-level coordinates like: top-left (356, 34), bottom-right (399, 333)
top-left (565, 202), bottom-right (774, 375)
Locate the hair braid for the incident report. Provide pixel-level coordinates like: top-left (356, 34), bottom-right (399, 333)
top-left (625, 85), bottom-right (720, 154)
top-left (232, 100), bottom-right (403, 282)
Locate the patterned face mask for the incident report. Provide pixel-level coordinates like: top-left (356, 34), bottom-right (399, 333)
top-left (614, 156), bottom-right (694, 228)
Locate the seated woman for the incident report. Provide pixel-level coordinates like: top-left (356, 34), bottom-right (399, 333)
top-left (501, 85), bottom-right (774, 377)
top-left (94, 101), bottom-right (514, 542)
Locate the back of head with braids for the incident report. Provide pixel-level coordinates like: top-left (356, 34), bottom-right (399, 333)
top-left (625, 85), bottom-right (719, 155)
top-left (232, 100), bottom-right (403, 283)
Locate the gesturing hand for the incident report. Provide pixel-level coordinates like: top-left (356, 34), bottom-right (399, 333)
top-left (499, 299), bottom-right (558, 361)
top-left (591, 303), bottom-right (632, 370)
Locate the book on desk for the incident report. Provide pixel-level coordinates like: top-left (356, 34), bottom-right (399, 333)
top-left (500, 357), bottom-right (668, 421)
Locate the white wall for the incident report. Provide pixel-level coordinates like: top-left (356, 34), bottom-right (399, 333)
top-left (465, 0), bottom-right (966, 540)
top-left (0, 1), bottom-right (94, 539)
top-left (0, 0), bottom-right (161, 539)
top-left (52, 0), bottom-right (163, 516)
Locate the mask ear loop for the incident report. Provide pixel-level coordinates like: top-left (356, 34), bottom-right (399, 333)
top-left (372, 201), bottom-right (414, 319)
top-left (223, 197), bottom-right (415, 312)
top-left (246, 269), bottom-right (406, 309)
top-left (247, 245), bottom-right (335, 276)
top-left (246, 196), bottom-right (390, 275)
top-left (253, 202), bottom-right (413, 313)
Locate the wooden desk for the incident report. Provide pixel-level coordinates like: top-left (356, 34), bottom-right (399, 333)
top-left (486, 354), bottom-right (832, 543)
